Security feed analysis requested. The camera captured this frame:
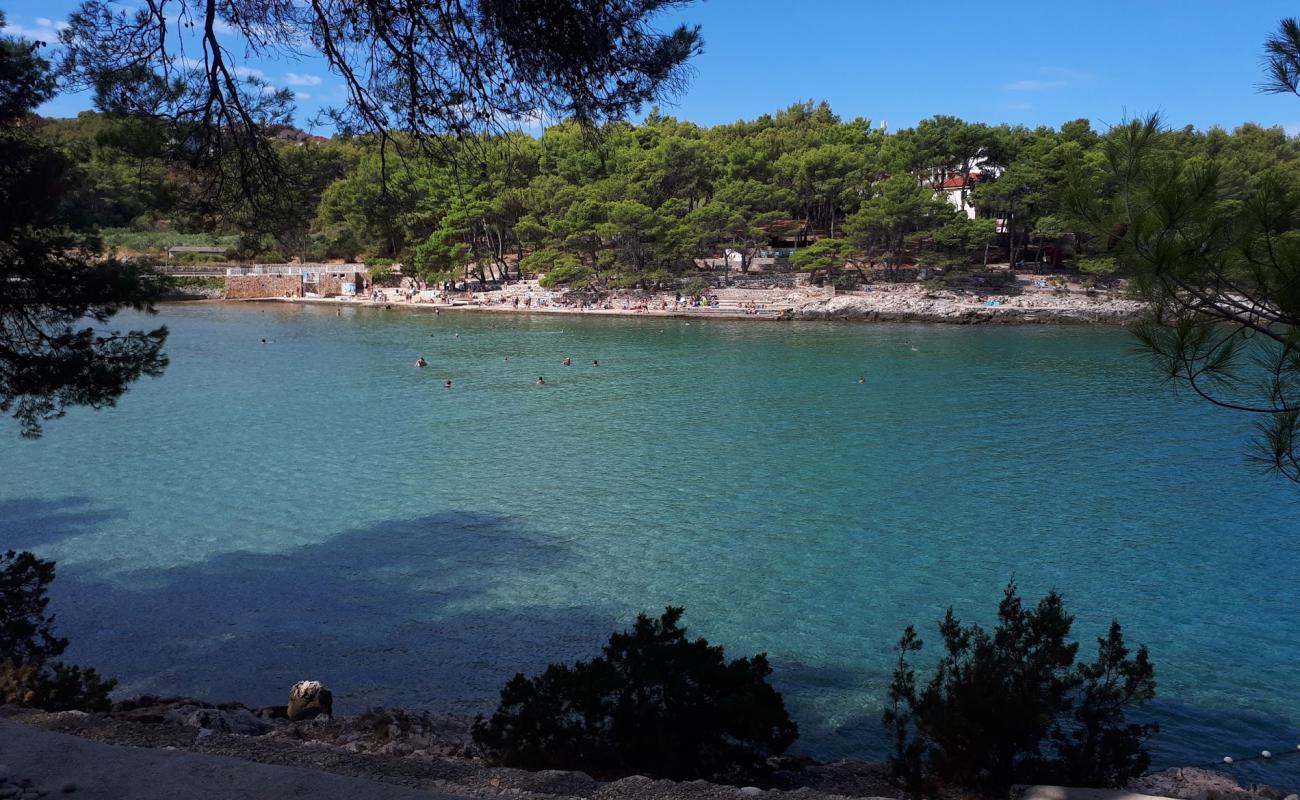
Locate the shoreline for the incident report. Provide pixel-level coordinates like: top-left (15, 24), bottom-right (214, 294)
top-left (3, 702), bottom-right (1289, 800)
top-left (196, 281), bottom-right (1147, 326)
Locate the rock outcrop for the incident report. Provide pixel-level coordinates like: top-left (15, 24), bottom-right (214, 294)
top-left (287, 680), bottom-right (333, 722)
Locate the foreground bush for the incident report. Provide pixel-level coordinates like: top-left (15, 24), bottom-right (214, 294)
top-left (473, 607), bottom-right (798, 781)
top-left (0, 659), bottom-right (116, 712)
top-left (0, 550), bottom-right (117, 712)
top-left (884, 581), bottom-right (1157, 797)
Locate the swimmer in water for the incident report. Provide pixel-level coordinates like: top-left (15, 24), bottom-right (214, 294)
top-left (416, 356), bottom-right (427, 368)
top-left (563, 357), bottom-right (571, 367)
top-left (445, 379), bottom-right (452, 389)
top-left (260, 338), bottom-right (267, 344)
top-left (592, 359), bottom-right (599, 367)
top-left (536, 376), bottom-right (546, 386)
top-left (858, 375), bottom-right (865, 384)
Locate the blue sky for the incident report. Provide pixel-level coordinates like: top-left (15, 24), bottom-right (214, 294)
top-left (5, 0), bottom-right (1300, 134)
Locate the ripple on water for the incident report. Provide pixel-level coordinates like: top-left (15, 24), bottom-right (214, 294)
top-left (1, 304), bottom-right (1297, 787)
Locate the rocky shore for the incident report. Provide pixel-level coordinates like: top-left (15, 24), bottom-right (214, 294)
top-left (1, 698), bottom-right (1292, 800)
top-left (787, 287), bottom-right (1145, 325)
top-left (233, 279), bottom-right (1147, 327)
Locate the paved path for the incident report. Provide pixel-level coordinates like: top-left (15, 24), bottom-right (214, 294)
top-left (0, 719), bottom-right (458, 800)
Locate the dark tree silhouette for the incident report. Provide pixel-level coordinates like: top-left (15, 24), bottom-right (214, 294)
top-left (473, 607), bottom-right (798, 782)
top-left (884, 581), bottom-right (1156, 797)
top-left (0, 20), bottom-right (168, 437)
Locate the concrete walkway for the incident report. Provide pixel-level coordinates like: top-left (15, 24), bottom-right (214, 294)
top-left (0, 719), bottom-right (458, 800)
top-left (1021, 786), bottom-right (1176, 800)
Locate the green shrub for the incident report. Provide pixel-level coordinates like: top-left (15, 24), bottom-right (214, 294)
top-left (0, 658), bottom-right (116, 712)
top-left (681, 276), bottom-right (708, 297)
top-left (169, 276), bottom-right (225, 290)
top-left (883, 581), bottom-right (1156, 797)
top-left (0, 550), bottom-right (117, 712)
top-left (831, 272), bottom-right (858, 290)
top-left (473, 607), bottom-right (797, 782)
top-left (0, 550), bottom-right (67, 662)
top-left (528, 251), bottom-right (592, 288)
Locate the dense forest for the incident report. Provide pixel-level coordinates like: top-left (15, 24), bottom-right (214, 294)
top-left (33, 102), bottom-right (1300, 290)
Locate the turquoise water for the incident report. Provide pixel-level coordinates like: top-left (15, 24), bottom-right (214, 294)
top-left (1, 303), bottom-right (1298, 786)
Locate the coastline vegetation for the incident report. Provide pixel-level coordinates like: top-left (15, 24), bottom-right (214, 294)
top-left (32, 102), bottom-right (1300, 295)
top-left (0, 550), bottom-right (116, 712)
top-left (1, 549), bottom-right (1156, 793)
top-left (6, 1), bottom-right (1300, 473)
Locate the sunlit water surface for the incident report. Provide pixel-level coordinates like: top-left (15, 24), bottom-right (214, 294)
top-left (2, 303), bottom-right (1297, 787)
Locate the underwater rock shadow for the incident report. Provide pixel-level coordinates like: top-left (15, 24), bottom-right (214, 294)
top-left (52, 510), bottom-right (617, 713)
top-left (0, 496), bottom-right (128, 551)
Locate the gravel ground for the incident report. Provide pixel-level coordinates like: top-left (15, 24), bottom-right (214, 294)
top-left (3, 702), bottom-right (1290, 800)
top-left (0, 703), bottom-right (896, 800)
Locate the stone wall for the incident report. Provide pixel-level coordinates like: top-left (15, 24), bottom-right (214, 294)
top-left (224, 275), bottom-right (302, 300)
top-left (317, 272), bottom-right (365, 296)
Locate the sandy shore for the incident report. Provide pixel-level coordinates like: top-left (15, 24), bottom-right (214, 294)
top-left (226, 280), bottom-right (1145, 326)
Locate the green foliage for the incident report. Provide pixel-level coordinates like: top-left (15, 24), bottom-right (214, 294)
top-left (530, 249), bottom-right (593, 287)
top-left (1068, 111), bottom-right (1300, 482)
top-left (1077, 257), bottom-right (1118, 275)
top-left (681, 276), bottom-right (708, 297)
top-left (168, 276), bottom-right (225, 290)
top-left (0, 550), bottom-right (117, 712)
top-left (790, 238), bottom-right (852, 280)
top-left (0, 26), bottom-right (168, 438)
top-left (0, 658), bottom-right (117, 713)
top-left (0, 550), bottom-right (67, 662)
top-left (884, 581), bottom-right (1156, 797)
top-left (473, 607), bottom-right (798, 782)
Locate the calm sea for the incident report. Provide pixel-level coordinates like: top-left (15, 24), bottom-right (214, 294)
top-left (1, 303), bottom-right (1297, 786)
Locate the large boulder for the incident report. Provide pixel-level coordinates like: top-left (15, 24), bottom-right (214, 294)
top-left (287, 680), bottom-right (333, 721)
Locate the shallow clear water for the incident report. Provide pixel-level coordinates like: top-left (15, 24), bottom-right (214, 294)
top-left (2, 303), bottom-right (1297, 786)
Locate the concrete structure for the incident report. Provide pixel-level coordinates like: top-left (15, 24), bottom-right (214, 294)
top-left (0, 719), bottom-right (457, 800)
top-left (166, 245), bottom-right (226, 258)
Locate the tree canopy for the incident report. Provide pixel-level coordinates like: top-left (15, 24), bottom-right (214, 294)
top-left (1, 0), bottom-right (704, 437)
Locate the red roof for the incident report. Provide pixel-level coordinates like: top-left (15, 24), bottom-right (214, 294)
top-left (939, 172), bottom-right (983, 190)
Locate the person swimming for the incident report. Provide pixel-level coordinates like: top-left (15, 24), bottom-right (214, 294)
top-left (504, 356), bottom-right (509, 363)
top-left (592, 359), bottom-right (599, 367)
top-left (445, 379), bottom-right (452, 388)
top-left (416, 356), bottom-right (427, 368)
top-left (563, 357), bottom-right (571, 367)
top-left (536, 376), bottom-right (546, 386)
top-left (858, 375), bottom-right (865, 384)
